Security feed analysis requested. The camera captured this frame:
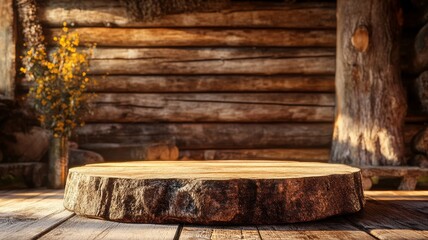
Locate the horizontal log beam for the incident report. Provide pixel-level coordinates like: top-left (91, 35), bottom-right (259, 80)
top-left (86, 93), bottom-right (335, 122)
top-left (88, 58), bottom-right (335, 75)
top-left (84, 47), bottom-right (335, 75)
top-left (179, 148), bottom-right (330, 162)
top-left (17, 75), bottom-right (336, 93)
top-left (76, 123), bottom-right (335, 149)
top-left (88, 47), bottom-right (336, 60)
top-left (46, 28), bottom-right (337, 47)
top-left (75, 123), bottom-right (422, 150)
top-left (39, 0), bottom-right (336, 28)
top-left (90, 75), bottom-right (336, 93)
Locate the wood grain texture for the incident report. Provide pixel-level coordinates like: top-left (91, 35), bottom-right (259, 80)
top-left (84, 47), bottom-right (335, 75)
top-left (86, 93), bottom-right (335, 123)
top-left (39, 216), bottom-right (178, 240)
top-left (39, 0), bottom-right (336, 28)
top-left (63, 161), bottom-right (364, 224)
top-left (332, 0), bottom-right (407, 166)
top-left (258, 218), bottom-right (375, 240)
top-left (88, 57), bottom-right (335, 75)
top-left (179, 148), bottom-right (330, 162)
top-left (76, 123), bottom-right (423, 150)
top-left (0, 190), bottom-right (49, 207)
top-left (0, 0), bottom-right (15, 98)
top-left (180, 226), bottom-right (261, 240)
top-left (349, 199), bottom-right (428, 240)
top-left (88, 47), bottom-right (336, 60)
top-left (0, 190), bottom-right (73, 240)
top-left (365, 191), bottom-right (428, 215)
top-left (46, 28), bottom-right (336, 47)
top-left (79, 75), bottom-right (335, 93)
top-left (76, 123), bottom-right (335, 149)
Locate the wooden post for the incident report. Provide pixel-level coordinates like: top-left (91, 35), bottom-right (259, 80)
top-left (0, 0), bottom-right (16, 98)
top-left (331, 0), bottom-right (407, 166)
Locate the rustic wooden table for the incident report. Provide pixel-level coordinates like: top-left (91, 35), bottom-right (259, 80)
top-left (0, 189), bottom-right (426, 240)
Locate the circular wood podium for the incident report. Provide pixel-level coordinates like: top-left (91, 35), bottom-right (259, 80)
top-left (64, 160), bottom-right (364, 224)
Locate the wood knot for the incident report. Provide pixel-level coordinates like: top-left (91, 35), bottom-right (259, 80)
top-left (352, 26), bottom-right (369, 53)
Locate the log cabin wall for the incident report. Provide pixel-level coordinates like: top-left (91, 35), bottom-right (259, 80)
top-left (16, 0), bottom-right (425, 162)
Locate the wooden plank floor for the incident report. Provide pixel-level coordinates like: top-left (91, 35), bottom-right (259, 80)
top-left (0, 190), bottom-right (426, 240)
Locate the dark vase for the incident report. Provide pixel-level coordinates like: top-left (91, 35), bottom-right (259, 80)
top-left (48, 136), bottom-right (69, 189)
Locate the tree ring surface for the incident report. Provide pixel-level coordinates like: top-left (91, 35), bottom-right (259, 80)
top-left (64, 160), bottom-right (364, 224)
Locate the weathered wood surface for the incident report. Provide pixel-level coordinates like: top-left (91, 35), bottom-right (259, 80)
top-left (360, 166), bottom-right (428, 190)
top-left (180, 226), bottom-right (261, 240)
top-left (84, 47), bottom-right (335, 75)
top-left (80, 75), bottom-right (336, 93)
top-left (360, 166), bottom-right (428, 178)
top-left (332, 0), bottom-right (407, 166)
top-left (89, 57), bottom-right (334, 75)
top-left (365, 191), bottom-right (428, 215)
top-left (0, 190), bottom-right (72, 240)
top-left (76, 123), bottom-right (335, 149)
top-left (39, 0), bottom-right (336, 28)
top-left (64, 161), bottom-right (364, 224)
top-left (0, 189), bottom-right (50, 207)
top-left (0, 0), bottom-right (15, 98)
top-left (39, 216), bottom-right (178, 240)
top-left (46, 28), bottom-right (336, 47)
top-left (88, 47), bottom-right (336, 61)
top-left (179, 148), bottom-right (330, 162)
top-left (258, 218), bottom-right (375, 240)
top-left (86, 93), bottom-right (334, 123)
top-left (83, 93), bottom-right (428, 123)
top-left (0, 190), bottom-right (427, 239)
top-left (75, 123), bottom-right (423, 150)
top-left (349, 195), bottom-right (428, 240)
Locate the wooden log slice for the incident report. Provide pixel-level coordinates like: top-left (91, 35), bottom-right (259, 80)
top-left (64, 160), bottom-right (364, 224)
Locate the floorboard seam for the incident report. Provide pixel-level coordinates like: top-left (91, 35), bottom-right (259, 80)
top-left (31, 213), bottom-right (75, 240)
top-left (173, 224), bottom-right (183, 240)
top-left (343, 215), bottom-right (380, 240)
top-left (255, 225), bottom-right (264, 240)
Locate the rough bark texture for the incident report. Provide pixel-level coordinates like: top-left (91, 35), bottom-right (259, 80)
top-left (331, 0), bottom-right (407, 166)
top-left (0, 0), bottom-right (15, 98)
top-left (64, 161), bottom-right (364, 224)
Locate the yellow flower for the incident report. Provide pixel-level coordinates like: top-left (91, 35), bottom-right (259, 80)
top-left (20, 67), bottom-right (26, 73)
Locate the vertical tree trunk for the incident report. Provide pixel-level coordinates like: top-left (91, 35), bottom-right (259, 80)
top-left (0, 0), bottom-right (15, 98)
top-left (331, 0), bottom-right (407, 166)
